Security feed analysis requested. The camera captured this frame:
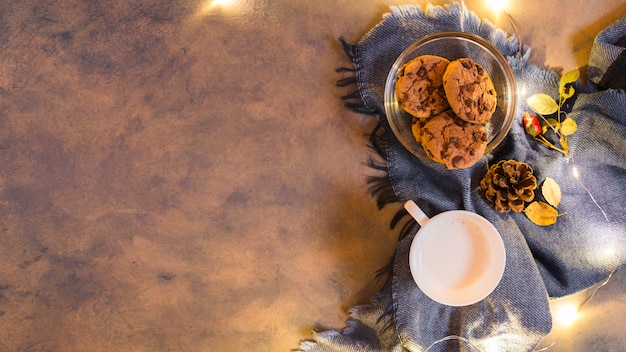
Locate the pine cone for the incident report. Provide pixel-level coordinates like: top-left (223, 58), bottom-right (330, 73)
top-left (480, 160), bottom-right (537, 213)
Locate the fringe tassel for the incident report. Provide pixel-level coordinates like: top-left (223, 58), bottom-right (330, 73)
top-left (367, 157), bottom-right (387, 172)
top-left (336, 81), bottom-right (375, 115)
top-left (375, 258), bottom-right (393, 283)
top-left (396, 214), bottom-right (417, 242)
top-left (340, 90), bottom-right (361, 101)
top-left (378, 290), bottom-right (397, 335)
top-left (367, 176), bottom-right (398, 210)
top-left (374, 252), bottom-right (396, 295)
top-left (373, 213), bottom-right (418, 328)
top-left (335, 67), bottom-right (356, 73)
top-left (334, 34), bottom-right (416, 335)
top-left (365, 123), bottom-right (398, 211)
top-left (338, 36), bottom-right (357, 62)
top-left (367, 121), bottom-right (388, 161)
top-left (344, 103), bottom-right (375, 115)
top-left (374, 208), bottom-right (416, 288)
top-left (336, 37), bottom-right (377, 116)
top-left (390, 208), bottom-right (408, 230)
top-left (336, 76), bottom-right (357, 87)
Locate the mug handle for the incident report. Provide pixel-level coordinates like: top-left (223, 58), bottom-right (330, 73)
top-left (404, 200), bottom-right (430, 226)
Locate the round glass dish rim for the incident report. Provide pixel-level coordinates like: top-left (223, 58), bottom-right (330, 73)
top-left (384, 31), bottom-right (518, 160)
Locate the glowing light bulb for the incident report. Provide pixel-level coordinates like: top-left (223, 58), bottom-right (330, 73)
top-left (598, 239), bottom-right (620, 261)
top-left (199, 0), bottom-right (239, 15)
top-left (554, 303), bottom-right (579, 327)
top-left (210, 0), bottom-right (236, 6)
top-left (485, 0), bottom-right (509, 12)
top-left (572, 165), bottom-right (581, 179)
top-left (518, 85), bottom-right (527, 98)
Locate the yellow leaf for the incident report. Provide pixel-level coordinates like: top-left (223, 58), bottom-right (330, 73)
top-left (560, 117), bottom-right (578, 136)
top-left (546, 118), bottom-right (560, 127)
top-left (560, 69), bottom-right (580, 85)
top-left (527, 94), bottom-right (559, 115)
top-left (542, 177), bottom-right (562, 208)
top-left (524, 201), bottom-right (559, 226)
top-left (560, 69), bottom-right (580, 100)
top-left (561, 85), bottom-right (575, 100)
top-left (541, 118), bottom-right (560, 134)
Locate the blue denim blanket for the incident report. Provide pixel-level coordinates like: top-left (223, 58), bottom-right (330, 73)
top-left (299, 3), bottom-right (626, 351)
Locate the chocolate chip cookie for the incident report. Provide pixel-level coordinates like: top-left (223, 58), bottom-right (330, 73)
top-left (443, 58), bottom-right (497, 124)
top-left (411, 117), bottom-right (428, 143)
top-left (420, 110), bottom-right (488, 169)
top-left (395, 55), bottom-right (450, 119)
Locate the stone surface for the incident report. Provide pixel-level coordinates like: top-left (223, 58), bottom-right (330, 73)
top-left (0, 0), bottom-right (623, 351)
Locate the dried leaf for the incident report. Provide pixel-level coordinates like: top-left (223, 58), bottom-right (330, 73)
top-left (546, 118), bottom-right (560, 128)
top-left (542, 177), bottom-right (562, 207)
top-left (560, 69), bottom-right (580, 85)
top-left (541, 118), bottom-right (560, 134)
top-left (559, 69), bottom-right (580, 99)
top-left (527, 94), bottom-right (559, 115)
top-left (561, 69), bottom-right (580, 85)
top-left (524, 201), bottom-right (559, 226)
top-left (560, 117), bottom-right (578, 136)
top-left (561, 85), bottom-right (575, 100)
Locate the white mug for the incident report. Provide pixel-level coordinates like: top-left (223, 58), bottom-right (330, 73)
top-left (405, 200), bottom-right (506, 306)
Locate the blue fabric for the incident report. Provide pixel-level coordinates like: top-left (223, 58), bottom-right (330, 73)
top-left (299, 3), bottom-right (626, 351)
top-left (587, 16), bottom-right (626, 90)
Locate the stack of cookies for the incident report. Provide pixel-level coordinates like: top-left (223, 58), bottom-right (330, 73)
top-left (395, 55), bottom-right (497, 169)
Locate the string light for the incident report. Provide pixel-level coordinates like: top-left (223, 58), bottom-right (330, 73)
top-left (571, 162), bottom-right (612, 238)
top-left (207, 0), bottom-right (236, 7)
top-left (535, 270), bottom-right (616, 351)
top-left (533, 162), bottom-right (618, 351)
top-left (553, 303), bottom-right (579, 327)
top-left (484, 0), bottom-right (509, 13)
top-left (572, 165), bottom-right (580, 179)
top-left (197, 0), bottom-right (241, 16)
top-left (570, 160), bottom-right (618, 268)
top-left (438, 113), bottom-right (618, 352)
top-left (424, 335), bottom-right (480, 351)
top-left (432, 4), bottom-right (618, 352)
top-left (518, 85), bottom-right (527, 98)
top-left (479, 0), bottom-right (527, 98)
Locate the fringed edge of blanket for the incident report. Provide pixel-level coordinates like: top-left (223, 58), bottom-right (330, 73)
top-left (295, 295), bottom-right (403, 352)
top-left (297, 36), bottom-right (426, 352)
top-left (337, 36), bottom-right (415, 291)
top-left (336, 37), bottom-right (378, 116)
top-left (295, 37), bottom-right (416, 351)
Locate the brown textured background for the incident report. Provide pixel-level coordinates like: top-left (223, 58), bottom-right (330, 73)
top-left (0, 0), bottom-right (624, 351)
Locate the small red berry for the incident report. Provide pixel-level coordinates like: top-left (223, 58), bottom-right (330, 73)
top-left (523, 112), bottom-right (542, 137)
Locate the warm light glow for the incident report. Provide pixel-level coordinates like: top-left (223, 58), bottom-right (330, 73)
top-left (518, 85), bottom-right (527, 98)
top-left (209, 0), bottom-right (236, 7)
top-left (478, 334), bottom-right (532, 352)
top-left (198, 0), bottom-right (240, 15)
top-left (589, 234), bottom-right (620, 267)
top-left (572, 165), bottom-right (580, 179)
top-left (601, 245), bottom-right (616, 259)
top-left (554, 303), bottom-right (579, 327)
top-left (485, 0), bottom-right (509, 12)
